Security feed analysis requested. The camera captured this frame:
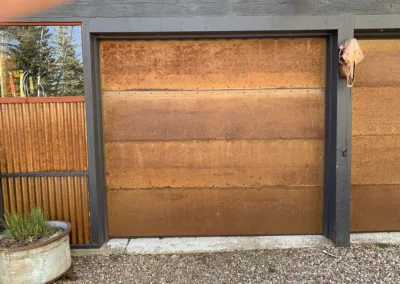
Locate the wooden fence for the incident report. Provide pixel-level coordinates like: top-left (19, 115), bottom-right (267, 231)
top-left (0, 97), bottom-right (90, 244)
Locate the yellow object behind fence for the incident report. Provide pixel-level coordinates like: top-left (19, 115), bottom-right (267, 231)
top-left (12, 70), bottom-right (25, 97)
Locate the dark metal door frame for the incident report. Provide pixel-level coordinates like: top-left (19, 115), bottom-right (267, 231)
top-left (82, 15), bottom-right (347, 247)
top-left (78, 14), bottom-right (400, 247)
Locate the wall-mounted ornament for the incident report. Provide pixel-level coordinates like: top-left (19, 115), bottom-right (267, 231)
top-left (339, 38), bottom-right (364, 88)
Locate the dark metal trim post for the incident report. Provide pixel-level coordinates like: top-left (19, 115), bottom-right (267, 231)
top-left (0, 172), bottom-right (88, 178)
top-left (323, 31), bottom-right (338, 244)
top-left (355, 15), bottom-right (400, 39)
top-left (88, 16), bottom-right (339, 33)
top-left (82, 20), bottom-right (109, 246)
top-left (355, 15), bottom-right (400, 30)
top-left (323, 14), bottom-right (354, 246)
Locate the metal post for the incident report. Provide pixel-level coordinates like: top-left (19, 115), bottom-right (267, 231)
top-left (82, 21), bottom-right (108, 246)
top-left (323, 14), bottom-right (354, 246)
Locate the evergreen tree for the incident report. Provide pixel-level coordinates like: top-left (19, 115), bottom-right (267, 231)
top-left (52, 26), bottom-right (83, 96)
top-left (0, 26), bottom-right (83, 97)
top-left (1, 26), bottom-right (56, 96)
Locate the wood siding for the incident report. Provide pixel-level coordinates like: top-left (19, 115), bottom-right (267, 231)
top-left (101, 38), bottom-right (325, 237)
top-left (0, 98), bottom-right (91, 244)
top-left (351, 39), bottom-right (400, 232)
top-left (25, 0), bottom-right (400, 21)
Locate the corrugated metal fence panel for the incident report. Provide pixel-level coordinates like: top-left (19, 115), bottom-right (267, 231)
top-left (351, 39), bottom-right (400, 232)
top-left (0, 97), bottom-right (91, 244)
top-left (0, 99), bottom-right (88, 173)
top-left (1, 176), bottom-right (90, 244)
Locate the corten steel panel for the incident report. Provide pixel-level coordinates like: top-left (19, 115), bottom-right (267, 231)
top-left (352, 136), bottom-right (400, 185)
top-left (108, 187), bottom-right (323, 237)
top-left (102, 89), bottom-right (325, 142)
top-left (105, 139), bottom-right (324, 189)
top-left (100, 38), bottom-right (325, 90)
top-left (102, 38), bottom-right (325, 236)
top-left (1, 176), bottom-right (91, 244)
top-left (351, 39), bottom-right (400, 232)
top-left (355, 39), bottom-right (400, 87)
top-left (351, 185), bottom-right (400, 232)
top-left (0, 99), bottom-right (88, 173)
top-left (353, 87), bottom-right (400, 136)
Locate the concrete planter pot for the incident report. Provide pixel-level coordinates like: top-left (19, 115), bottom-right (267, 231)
top-left (0, 221), bottom-right (72, 284)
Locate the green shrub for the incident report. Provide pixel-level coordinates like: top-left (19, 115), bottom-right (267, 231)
top-left (1, 208), bottom-right (51, 241)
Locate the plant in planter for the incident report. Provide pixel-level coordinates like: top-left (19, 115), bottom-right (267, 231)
top-left (0, 208), bottom-right (74, 284)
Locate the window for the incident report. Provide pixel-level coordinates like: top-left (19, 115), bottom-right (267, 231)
top-left (0, 25), bottom-right (83, 97)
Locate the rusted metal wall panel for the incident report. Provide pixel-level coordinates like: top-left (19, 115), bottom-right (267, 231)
top-left (101, 38), bottom-right (325, 237)
top-left (0, 99), bottom-right (88, 173)
top-left (351, 185), bottom-right (400, 232)
top-left (100, 38), bottom-right (326, 90)
top-left (105, 140), bottom-right (324, 190)
top-left (351, 39), bottom-right (400, 232)
top-left (0, 98), bottom-right (91, 244)
top-left (352, 136), bottom-right (400, 185)
top-left (355, 40), bottom-right (400, 87)
top-left (103, 89), bottom-right (325, 142)
top-left (1, 176), bottom-right (91, 244)
top-left (108, 187), bottom-right (323, 237)
top-left (353, 87), bottom-right (400, 136)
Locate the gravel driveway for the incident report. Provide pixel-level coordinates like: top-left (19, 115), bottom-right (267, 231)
top-left (57, 244), bottom-right (400, 283)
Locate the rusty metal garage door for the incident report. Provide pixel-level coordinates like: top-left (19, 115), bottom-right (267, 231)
top-left (351, 39), bottom-right (400, 232)
top-left (100, 38), bottom-right (326, 237)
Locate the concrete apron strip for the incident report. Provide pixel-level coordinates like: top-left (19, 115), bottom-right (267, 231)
top-left (71, 233), bottom-right (400, 256)
top-left (124, 235), bottom-right (332, 255)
